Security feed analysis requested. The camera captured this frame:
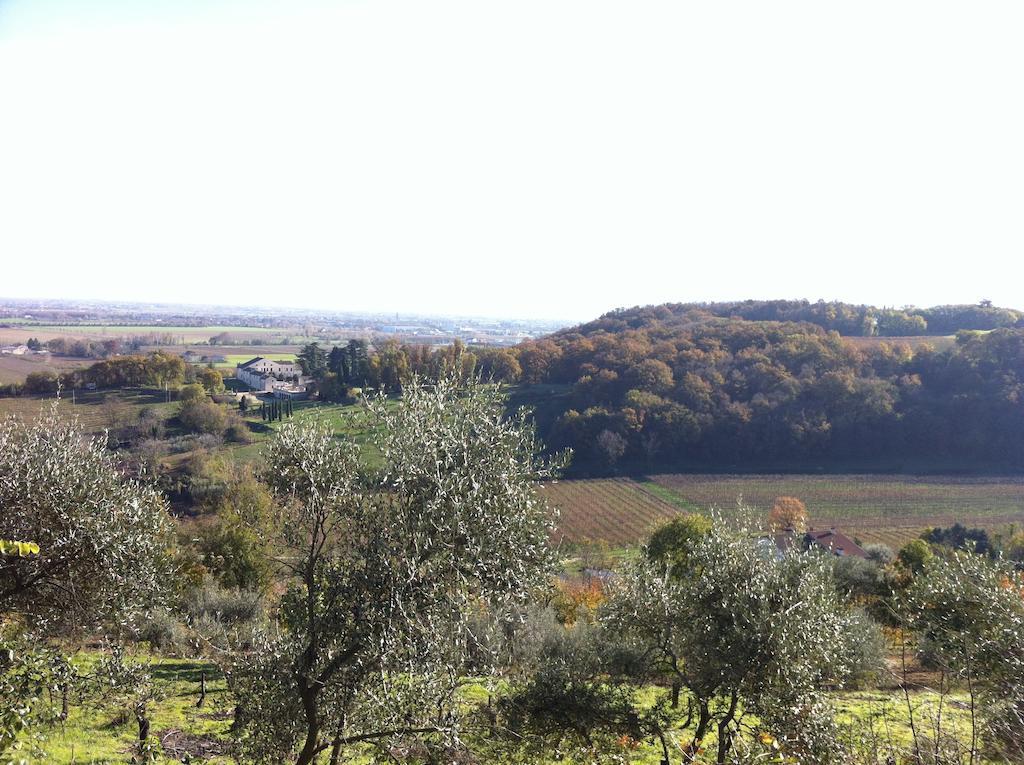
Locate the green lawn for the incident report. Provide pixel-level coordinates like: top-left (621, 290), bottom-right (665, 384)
top-left (228, 398), bottom-right (391, 469)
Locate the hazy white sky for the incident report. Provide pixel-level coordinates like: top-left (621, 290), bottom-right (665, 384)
top-left (1, 1), bottom-right (1021, 321)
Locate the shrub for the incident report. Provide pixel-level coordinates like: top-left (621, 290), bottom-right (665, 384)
top-left (179, 399), bottom-right (227, 435)
top-left (550, 579), bottom-right (605, 626)
top-left (863, 543), bottom-right (895, 566)
top-left (134, 610), bottom-right (195, 656)
top-left (223, 415), bottom-right (252, 444)
top-left (184, 582), bottom-right (264, 625)
top-left (179, 383), bottom-right (206, 403)
top-left (195, 519), bottom-right (272, 593)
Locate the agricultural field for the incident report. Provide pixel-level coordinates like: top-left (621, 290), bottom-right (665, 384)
top-left (542, 478), bottom-right (683, 545)
top-left (0, 352), bottom-right (93, 384)
top-left (648, 473), bottom-right (1024, 548)
top-left (543, 473), bottom-right (1024, 549)
top-left (0, 325), bottom-right (319, 345)
top-left (0, 389), bottom-right (179, 433)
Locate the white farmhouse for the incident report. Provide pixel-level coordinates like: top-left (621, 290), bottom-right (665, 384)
top-left (235, 357), bottom-right (303, 392)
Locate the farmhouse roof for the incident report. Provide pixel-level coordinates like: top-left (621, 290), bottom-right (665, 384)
top-left (771, 527), bottom-right (867, 559)
top-left (237, 357), bottom-right (265, 369)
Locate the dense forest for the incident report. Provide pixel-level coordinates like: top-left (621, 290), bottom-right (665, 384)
top-left (513, 302), bottom-right (1024, 472)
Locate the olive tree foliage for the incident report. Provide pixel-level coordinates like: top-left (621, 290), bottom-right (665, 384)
top-left (0, 406), bottom-right (174, 630)
top-left (601, 519), bottom-right (875, 764)
top-left (500, 518), bottom-right (881, 765)
top-left (900, 552), bottom-right (1024, 763)
top-left (493, 609), bottom-right (676, 765)
top-left (230, 371), bottom-right (567, 765)
top-left (0, 638), bottom-right (74, 764)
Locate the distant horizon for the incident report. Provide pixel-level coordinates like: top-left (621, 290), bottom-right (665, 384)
top-left (2, 294), bottom-right (1022, 330)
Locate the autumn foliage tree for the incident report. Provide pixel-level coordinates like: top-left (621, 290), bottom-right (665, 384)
top-left (768, 496), bottom-right (808, 532)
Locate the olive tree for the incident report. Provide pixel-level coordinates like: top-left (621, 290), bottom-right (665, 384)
top-left (901, 551), bottom-right (1024, 763)
top-left (506, 517), bottom-right (879, 765)
top-left (230, 372), bottom-right (566, 765)
top-left (0, 406), bottom-right (174, 630)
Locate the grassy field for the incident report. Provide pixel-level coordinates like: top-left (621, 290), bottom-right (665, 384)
top-left (228, 397), bottom-right (389, 468)
top-left (25, 650), bottom-right (988, 764)
top-left (25, 654), bottom-right (232, 765)
top-left (544, 473), bottom-right (1024, 548)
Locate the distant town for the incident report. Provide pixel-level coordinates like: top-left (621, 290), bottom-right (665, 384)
top-left (0, 297), bottom-right (569, 347)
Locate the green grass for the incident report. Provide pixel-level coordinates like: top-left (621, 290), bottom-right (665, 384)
top-left (228, 398), bottom-right (393, 469)
top-left (28, 654), bottom-right (232, 765)
top-left (25, 655), bottom-right (1000, 764)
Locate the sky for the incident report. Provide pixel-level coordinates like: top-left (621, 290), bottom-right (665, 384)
top-left (0, 1), bottom-right (1021, 322)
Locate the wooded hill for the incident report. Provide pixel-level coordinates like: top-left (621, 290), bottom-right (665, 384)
top-left (512, 302), bottom-right (1024, 473)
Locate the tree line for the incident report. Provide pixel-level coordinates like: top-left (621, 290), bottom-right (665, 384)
top-left (2, 351), bottom-right (188, 396)
top-left (297, 338), bottom-right (521, 400)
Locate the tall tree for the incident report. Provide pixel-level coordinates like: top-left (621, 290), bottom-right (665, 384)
top-left (230, 371), bottom-right (566, 765)
top-left (297, 343), bottom-right (328, 378)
